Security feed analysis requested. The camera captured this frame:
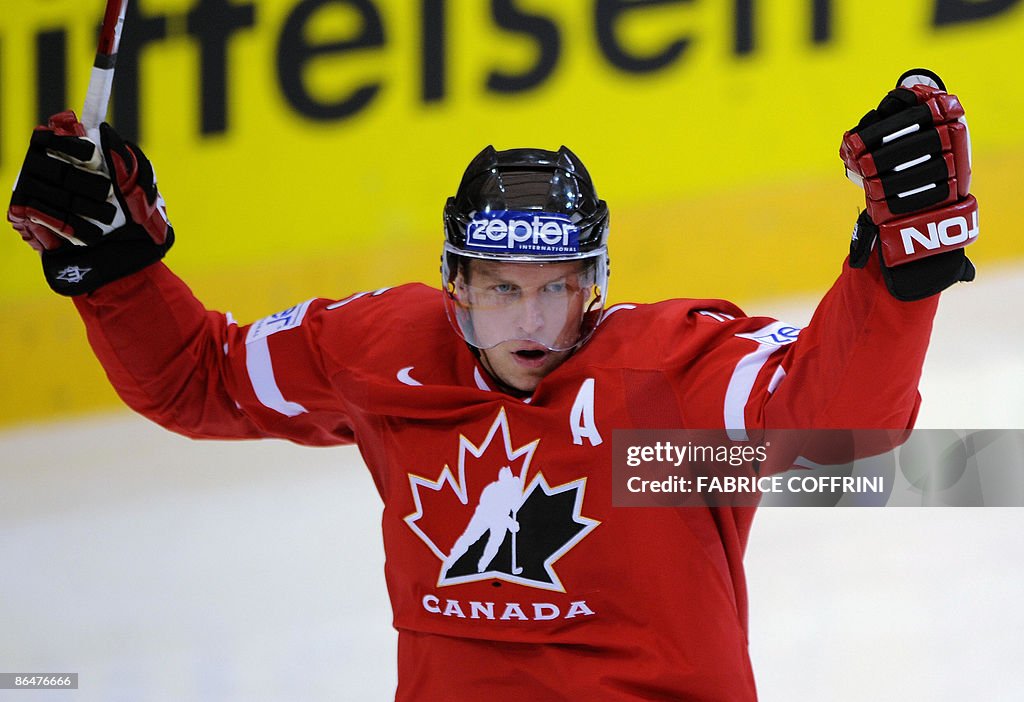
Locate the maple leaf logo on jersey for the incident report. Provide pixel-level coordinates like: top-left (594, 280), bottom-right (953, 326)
top-left (405, 408), bottom-right (599, 592)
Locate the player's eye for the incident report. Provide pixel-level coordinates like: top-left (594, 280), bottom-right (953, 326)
top-left (542, 281), bottom-right (568, 294)
top-left (491, 283), bottom-right (519, 296)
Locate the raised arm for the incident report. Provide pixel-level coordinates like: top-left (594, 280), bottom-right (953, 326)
top-left (7, 113), bottom-right (354, 446)
top-left (721, 71), bottom-right (977, 460)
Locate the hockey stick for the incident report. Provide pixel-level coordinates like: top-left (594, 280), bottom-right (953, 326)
top-left (510, 509), bottom-right (523, 575)
top-left (81, 0), bottom-right (129, 138)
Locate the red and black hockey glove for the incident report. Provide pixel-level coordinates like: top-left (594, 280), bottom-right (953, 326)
top-left (840, 69), bottom-right (976, 301)
top-left (7, 111), bottom-right (173, 296)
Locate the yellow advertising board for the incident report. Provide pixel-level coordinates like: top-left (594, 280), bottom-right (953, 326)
top-left (1, 0), bottom-right (1022, 424)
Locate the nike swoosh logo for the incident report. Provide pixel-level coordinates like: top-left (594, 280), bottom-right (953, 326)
top-left (397, 366), bottom-right (423, 386)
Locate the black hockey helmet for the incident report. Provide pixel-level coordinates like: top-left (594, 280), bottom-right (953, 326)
top-left (442, 145), bottom-right (610, 351)
top-left (443, 145), bottom-right (609, 255)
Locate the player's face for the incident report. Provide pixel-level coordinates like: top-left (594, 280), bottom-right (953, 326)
top-left (463, 259), bottom-right (587, 392)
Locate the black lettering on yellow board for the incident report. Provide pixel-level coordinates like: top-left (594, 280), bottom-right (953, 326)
top-left (933, 0), bottom-right (1022, 26)
top-left (596, 0), bottom-right (691, 72)
top-left (109, 2), bottom-right (169, 143)
top-left (186, 0), bottom-right (257, 135)
top-left (35, 29), bottom-right (68, 125)
top-left (487, 0), bottom-right (561, 94)
top-left (7, 0), bottom-right (1024, 167)
top-left (734, 0), bottom-right (753, 55)
top-left (422, 0), bottom-right (446, 102)
top-left (812, 0), bottom-right (832, 43)
top-left (277, 0), bottom-right (385, 121)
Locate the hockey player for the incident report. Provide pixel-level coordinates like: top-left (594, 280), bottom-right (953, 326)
top-left (445, 466), bottom-right (524, 574)
top-left (7, 70), bottom-right (977, 700)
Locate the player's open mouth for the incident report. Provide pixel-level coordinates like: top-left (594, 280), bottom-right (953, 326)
top-left (512, 347), bottom-right (549, 368)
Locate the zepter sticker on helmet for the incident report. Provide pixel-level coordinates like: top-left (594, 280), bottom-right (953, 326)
top-left (464, 211), bottom-right (580, 257)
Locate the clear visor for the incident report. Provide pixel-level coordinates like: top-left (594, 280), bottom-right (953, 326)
top-left (442, 246), bottom-right (608, 352)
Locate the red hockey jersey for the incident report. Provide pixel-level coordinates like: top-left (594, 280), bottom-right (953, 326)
top-left (72, 256), bottom-right (937, 701)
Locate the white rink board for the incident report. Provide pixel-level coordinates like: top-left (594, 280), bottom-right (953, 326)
top-left (1, 266), bottom-right (1022, 701)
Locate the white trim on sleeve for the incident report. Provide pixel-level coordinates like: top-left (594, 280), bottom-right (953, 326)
top-left (767, 365), bottom-right (787, 394)
top-left (724, 346), bottom-right (778, 441)
top-left (724, 321), bottom-right (801, 441)
top-left (245, 336), bottom-right (308, 417)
